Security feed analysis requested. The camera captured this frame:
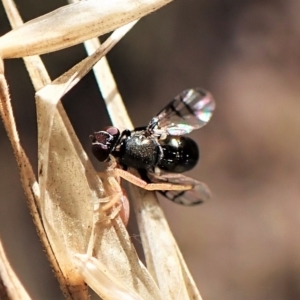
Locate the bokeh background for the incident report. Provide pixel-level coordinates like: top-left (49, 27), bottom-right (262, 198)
top-left (1, 0), bottom-right (300, 299)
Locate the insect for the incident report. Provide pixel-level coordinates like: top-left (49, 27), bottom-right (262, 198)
top-left (90, 88), bottom-right (215, 206)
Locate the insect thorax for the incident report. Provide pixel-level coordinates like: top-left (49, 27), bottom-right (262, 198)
top-left (119, 132), bottom-right (161, 169)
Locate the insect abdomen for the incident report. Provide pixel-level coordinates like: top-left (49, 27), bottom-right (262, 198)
top-left (158, 136), bottom-right (199, 173)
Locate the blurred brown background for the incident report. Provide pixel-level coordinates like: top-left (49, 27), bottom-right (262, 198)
top-left (1, 0), bottom-right (300, 299)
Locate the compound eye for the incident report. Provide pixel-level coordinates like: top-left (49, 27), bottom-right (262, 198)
top-left (90, 128), bottom-right (120, 162)
top-left (104, 126), bottom-right (120, 138)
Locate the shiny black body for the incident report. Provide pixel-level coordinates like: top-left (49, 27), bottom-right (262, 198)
top-left (158, 136), bottom-right (199, 173)
top-left (117, 131), bottom-right (199, 173)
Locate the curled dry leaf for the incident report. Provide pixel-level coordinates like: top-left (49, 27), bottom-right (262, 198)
top-left (0, 0), bottom-right (172, 58)
top-left (34, 26), bottom-right (163, 299)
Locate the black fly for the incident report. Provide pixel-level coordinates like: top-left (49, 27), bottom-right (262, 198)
top-left (90, 88), bottom-right (215, 206)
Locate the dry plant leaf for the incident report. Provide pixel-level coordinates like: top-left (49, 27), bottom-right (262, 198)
top-left (2, 1), bottom-right (165, 299)
top-left (0, 0), bottom-right (172, 58)
top-left (0, 53), bottom-right (72, 298)
top-left (1, 1), bottom-right (88, 298)
top-left (129, 185), bottom-right (201, 299)
top-left (74, 254), bottom-right (144, 300)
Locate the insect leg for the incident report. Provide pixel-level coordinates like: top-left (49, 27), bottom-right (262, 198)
top-left (96, 171), bottom-right (129, 225)
top-left (112, 168), bottom-right (193, 191)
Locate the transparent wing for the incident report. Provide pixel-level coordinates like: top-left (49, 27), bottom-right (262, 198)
top-left (149, 88), bottom-right (215, 136)
top-left (147, 172), bottom-right (211, 206)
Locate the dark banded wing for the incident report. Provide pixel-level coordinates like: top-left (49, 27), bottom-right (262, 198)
top-left (147, 172), bottom-right (211, 206)
top-left (159, 186), bottom-right (209, 206)
top-left (149, 88), bottom-right (215, 136)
